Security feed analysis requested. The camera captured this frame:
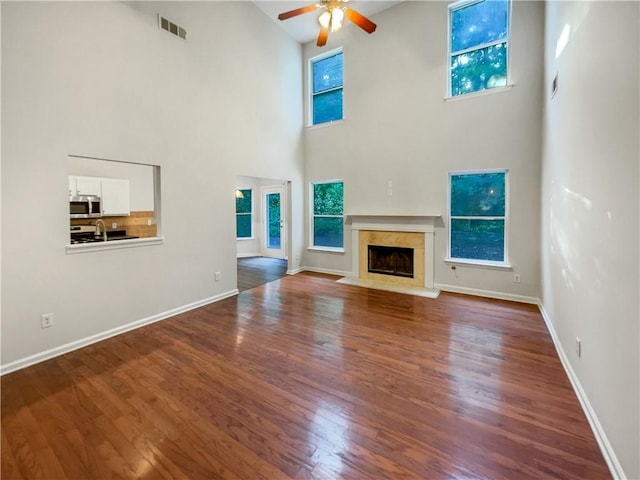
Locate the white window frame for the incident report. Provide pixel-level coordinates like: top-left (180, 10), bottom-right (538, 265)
top-left (309, 179), bottom-right (345, 253)
top-left (447, 0), bottom-right (512, 98)
top-left (308, 47), bottom-right (344, 127)
top-left (235, 188), bottom-right (254, 240)
top-left (446, 169), bottom-right (510, 269)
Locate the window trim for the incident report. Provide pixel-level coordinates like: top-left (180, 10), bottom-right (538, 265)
top-left (446, 168), bottom-right (510, 268)
top-left (447, 0), bottom-right (512, 99)
top-left (235, 188), bottom-right (253, 240)
top-left (308, 47), bottom-right (344, 127)
top-left (309, 179), bottom-right (345, 252)
top-left (444, 84), bottom-right (513, 103)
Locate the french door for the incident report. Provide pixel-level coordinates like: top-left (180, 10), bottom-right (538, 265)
top-left (261, 186), bottom-right (286, 259)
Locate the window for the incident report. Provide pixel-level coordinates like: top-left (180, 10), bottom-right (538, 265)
top-left (310, 49), bottom-right (343, 125)
top-left (311, 181), bottom-right (344, 249)
top-left (449, 0), bottom-right (510, 97)
top-left (448, 170), bottom-right (508, 264)
top-left (235, 189), bottom-right (252, 238)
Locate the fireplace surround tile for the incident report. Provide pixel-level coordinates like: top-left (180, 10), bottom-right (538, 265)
top-left (339, 215), bottom-right (441, 298)
top-left (359, 230), bottom-right (425, 287)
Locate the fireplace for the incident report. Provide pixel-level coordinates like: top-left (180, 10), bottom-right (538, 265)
top-left (337, 215), bottom-right (440, 298)
top-left (368, 245), bottom-right (414, 278)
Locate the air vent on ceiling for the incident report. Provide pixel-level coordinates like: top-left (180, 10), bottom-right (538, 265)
top-left (159, 15), bottom-right (186, 40)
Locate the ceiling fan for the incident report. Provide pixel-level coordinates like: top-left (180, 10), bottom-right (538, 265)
top-left (278, 0), bottom-right (377, 47)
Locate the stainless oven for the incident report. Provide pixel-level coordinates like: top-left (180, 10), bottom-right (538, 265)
top-left (70, 195), bottom-right (102, 218)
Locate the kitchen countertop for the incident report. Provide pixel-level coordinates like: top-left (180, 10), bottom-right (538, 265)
top-left (66, 236), bottom-right (165, 254)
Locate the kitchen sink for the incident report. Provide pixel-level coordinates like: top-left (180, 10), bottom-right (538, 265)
top-left (70, 229), bottom-right (139, 245)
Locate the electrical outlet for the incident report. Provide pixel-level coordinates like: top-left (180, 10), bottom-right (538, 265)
top-left (215, 271), bottom-right (221, 281)
top-left (41, 313), bottom-right (54, 328)
top-left (111, 222), bottom-right (118, 229)
top-left (147, 219), bottom-right (152, 226)
top-left (513, 274), bottom-right (521, 283)
top-left (576, 337), bottom-right (581, 357)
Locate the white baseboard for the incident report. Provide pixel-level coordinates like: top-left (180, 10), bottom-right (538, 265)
top-left (302, 266), bottom-right (352, 277)
top-left (435, 283), bottom-right (539, 304)
top-left (236, 253), bottom-right (261, 258)
top-left (286, 267), bottom-right (305, 275)
top-left (0, 289), bottom-right (239, 376)
top-left (538, 303), bottom-right (625, 479)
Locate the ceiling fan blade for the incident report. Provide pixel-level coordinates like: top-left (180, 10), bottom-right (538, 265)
top-left (317, 26), bottom-right (329, 47)
top-left (344, 7), bottom-right (377, 34)
top-left (278, 4), bottom-right (319, 21)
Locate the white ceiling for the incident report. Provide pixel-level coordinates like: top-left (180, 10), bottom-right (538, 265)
top-left (253, 1), bottom-right (403, 44)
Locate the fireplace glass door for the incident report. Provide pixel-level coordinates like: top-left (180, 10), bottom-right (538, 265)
top-left (368, 245), bottom-right (414, 278)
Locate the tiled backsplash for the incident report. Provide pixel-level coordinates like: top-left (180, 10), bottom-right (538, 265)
top-left (71, 211), bottom-right (157, 238)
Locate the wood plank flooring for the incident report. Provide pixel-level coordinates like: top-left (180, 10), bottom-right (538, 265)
top-left (1, 272), bottom-right (610, 479)
top-left (237, 256), bottom-right (288, 292)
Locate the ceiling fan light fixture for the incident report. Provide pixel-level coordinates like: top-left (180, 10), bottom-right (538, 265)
top-left (330, 8), bottom-right (344, 32)
top-left (278, 0), bottom-right (376, 47)
top-left (318, 10), bottom-right (331, 29)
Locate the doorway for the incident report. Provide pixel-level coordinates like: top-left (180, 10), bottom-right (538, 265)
top-left (237, 257), bottom-right (288, 292)
top-left (262, 186), bottom-right (286, 259)
top-left (235, 176), bottom-right (289, 292)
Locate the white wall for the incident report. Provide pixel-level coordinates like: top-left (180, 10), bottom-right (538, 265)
top-left (541, 2), bottom-right (639, 478)
top-left (1, 1), bottom-right (304, 367)
top-left (302, 1), bottom-right (544, 300)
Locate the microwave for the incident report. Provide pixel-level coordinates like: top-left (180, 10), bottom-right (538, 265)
top-left (70, 195), bottom-right (102, 218)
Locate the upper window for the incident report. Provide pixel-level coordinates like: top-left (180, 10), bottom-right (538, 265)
top-left (311, 181), bottom-right (344, 249)
top-left (449, 0), bottom-right (510, 97)
top-left (310, 49), bottom-right (343, 125)
top-left (448, 170), bottom-right (508, 264)
top-left (235, 189), bottom-right (252, 239)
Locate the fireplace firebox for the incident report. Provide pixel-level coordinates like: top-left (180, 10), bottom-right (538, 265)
top-left (368, 245), bottom-right (414, 278)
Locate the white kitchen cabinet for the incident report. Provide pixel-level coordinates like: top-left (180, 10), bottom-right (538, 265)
top-left (69, 176), bottom-right (102, 197)
top-left (101, 178), bottom-right (130, 216)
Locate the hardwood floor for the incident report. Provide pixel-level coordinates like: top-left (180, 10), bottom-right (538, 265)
top-left (237, 256), bottom-right (288, 292)
top-left (1, 272), bottom-right (609, 479)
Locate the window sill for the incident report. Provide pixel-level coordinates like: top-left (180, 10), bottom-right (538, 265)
top-left (308, 246), bottom-right (345, 254)
top-left (66, 236), bottom-right (164, 254)
top-left (306, 119), bottom-right (344, 130)
top-left (444, 257), bottom-right (512, 271)
top-left (236, 237), bottom-right (255, 241)
top-left (444, 84), bottom-right (514, 103)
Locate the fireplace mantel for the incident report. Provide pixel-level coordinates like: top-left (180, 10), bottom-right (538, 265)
top-left (339, 215), bottom-right (441, 298)
top-left (346, 215), bottom-right (440, 233)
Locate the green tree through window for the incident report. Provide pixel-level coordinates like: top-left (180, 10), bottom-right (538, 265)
top-left (312, 181), bottom-right (344, 248)
top-left (449, 171), bottom-right (507, 262)
top-left (235, 189), bottom-right (252, 238)
top-left (267, 192), bottom-right (281, 249)
top-left (449, 0), bottom-right (510, 96)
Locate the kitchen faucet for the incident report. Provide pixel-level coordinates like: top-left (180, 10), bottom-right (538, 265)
top-left (95, 219), bottom-right (108, 241)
